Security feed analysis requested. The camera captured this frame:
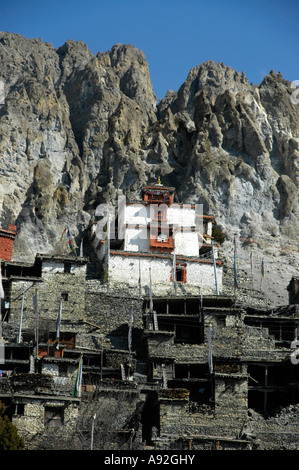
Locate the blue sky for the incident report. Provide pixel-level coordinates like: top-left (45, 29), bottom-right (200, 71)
top-left (1, 0), bottom-right (298, 100)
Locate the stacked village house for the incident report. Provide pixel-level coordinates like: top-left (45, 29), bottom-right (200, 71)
top-left (0, 181), bottom-right (299, 450)
top-left (91, 179), bottom-right (223, 297)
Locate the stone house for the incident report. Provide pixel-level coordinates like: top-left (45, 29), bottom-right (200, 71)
top-left (90, 180), bottom-right (223, 297)
top-left (0, 204), bottom-right (299, 449)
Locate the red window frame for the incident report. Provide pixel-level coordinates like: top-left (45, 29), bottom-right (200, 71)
top-left (170, 263), bottom-right (187, 283)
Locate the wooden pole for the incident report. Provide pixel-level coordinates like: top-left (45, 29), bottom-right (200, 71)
top-left (212, 242), bottom-right (219, 296)
top-left (17, 283), bottom-right (25, 343)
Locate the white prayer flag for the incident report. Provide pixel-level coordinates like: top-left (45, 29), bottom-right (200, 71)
top-left (56, 299), bottom-right (63, 339)
top-left (208, 325), bottom-right (213, 374)
top-left (128, 308), bottom-right (134, 351)
top-left (0, 260), bottom-right (4, 299)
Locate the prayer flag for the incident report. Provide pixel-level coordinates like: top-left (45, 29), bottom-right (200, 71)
top-left (128, 308), bottom-right (133, 351)
top-left (73, 355), bottom-right (83, 398)
top-left (207, 325), bottom-right (213, 374)
top-left (261, 260), bottom-right (264, 278)
top-left (0, 262), bottom-right (4, 299)
top-left (66, 229), bottom-right (77, 254)
top-left (56, 299), bottom-right (63, 340)
top-left (60, 228), bottom-right (67, 241)
top-left (33, 292), bottom-right (38, 317)
top-left (234, 238), bottom-right (238, 288)
top-left (149, 267), bottom-right (153, 311)
top-left (172, 234), bottom-right (177, 290)
top-left (33, 292), bottom-right (38, 330)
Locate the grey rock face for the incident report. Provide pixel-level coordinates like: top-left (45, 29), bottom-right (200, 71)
top-left (0, 32), bottom-right (298, 307)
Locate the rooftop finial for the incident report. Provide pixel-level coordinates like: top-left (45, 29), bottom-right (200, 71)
top-left (157, 176), bottom-right (162, 186)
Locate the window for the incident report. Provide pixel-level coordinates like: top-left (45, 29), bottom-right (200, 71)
top-left (61, 292), bottom-right (69, 301)
top-left (150, 226), bottom-right (173, 251)
top-left (158, 317), bottom-right (204, 344)
top-left (175, 323), bottom-right (201, 343)
top-left (44, 406), bottom-right (64, 428)
top-left (64, 263), bottom-right (71, 273)
top-left (171, 263), bottom-right (187, 283)
top-left (14, 404), bottom-right (25, 416)
top-left (152, 205), bottom-right (167, 222)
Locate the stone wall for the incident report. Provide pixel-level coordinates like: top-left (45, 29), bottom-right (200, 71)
top-left (85, 280), bottom-right (144, 352)
top-left (108, 254), bottom-right (222, 297)
top-left (7, 258), bottom-right (87, 338)
top-left (157, 377), bottom-right (248, 448)
top-left (13, 400), bottom-right (80, 449)
top-left (245, 405), bottom-right (299, 450)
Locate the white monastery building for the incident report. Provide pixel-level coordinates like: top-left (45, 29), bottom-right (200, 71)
top-left (91, 179), bottom-right (223, 296)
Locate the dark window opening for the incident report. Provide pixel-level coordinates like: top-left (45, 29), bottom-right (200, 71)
top-left (1, 299), bottom-right (10, 322)
top-left (5, 346), bottom-right (30, 361)
top-left (13, 404), bottom-right (25, 416)
top-left (175, 363), bottom-right (208, 379)
top-left (245, 318), bottom-right (296, 346)
top-left (185, 299), bottom-right (200, 315)
top-left (152, 205), bottom-right (167, 222)
top-left (248, 363), bottom-right (298, 416)
top-left (159, 321), bottom-right (175, 333)
top-left (158, 317), bottom-right (203, 343)
top-left (141, 391), bottom-right (160, 445)
top-left (83, 355), bottom-right (101, 367)
top-left (61, 292), bottom-right (69, 301)
top-left (268, 325), bottom-right (295, 343)
top-left (248, 390), bottom-right (291, 417)
top-left (152, 300), bottom-right (167, 314)
top-left (248, 364), bottom-right (265, 386)
top-left (149, 299), bottom-right (201, 316)
top-left (248, 364), bottom-right (289, 388)
top-left (170, 264), bottom-right (187, 284)
top-left (168, 379), bottom-right (212, 405)
top-left (64, 263), bottom-right (71, 274)
top-left (58, 364), bottom-right (68, 377)
top-left (44, 407), bottom-right (64, 428)
top-left (168, 300), bottom-right (184, 315)
top-left (176, 267), bottom-right (183, 282)
top-left (176, 324), bottom-right (196, 342)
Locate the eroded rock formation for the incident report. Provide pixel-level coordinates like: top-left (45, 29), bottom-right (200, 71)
top-left (0, 32), bottom-right (298, 306)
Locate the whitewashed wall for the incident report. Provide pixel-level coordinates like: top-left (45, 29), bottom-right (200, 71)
top-left (174, 231), bottom-right (198, 257)
top-left (42, 261), bottom-right (65, 274)
top-left (124, 204), bottom-right (201, 230)
top-left (124, 204), bottom-right (149, 225)
top-left (123, 227), bottom-right (200, 257)
top-left (124, 227), bottom-right (150, 252)
top-left (41, 261), bottom-right (86, 276)
top-left (167, 206), bottom-right (196, 228)
top-left (108, 254), bottom-right (222, 296)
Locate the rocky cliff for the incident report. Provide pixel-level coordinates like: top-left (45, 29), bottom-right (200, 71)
top-left (0, 32), bottom-right (298, 306)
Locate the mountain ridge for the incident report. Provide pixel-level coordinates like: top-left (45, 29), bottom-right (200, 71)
top-left (0, 32), bottom-right (298, 307)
